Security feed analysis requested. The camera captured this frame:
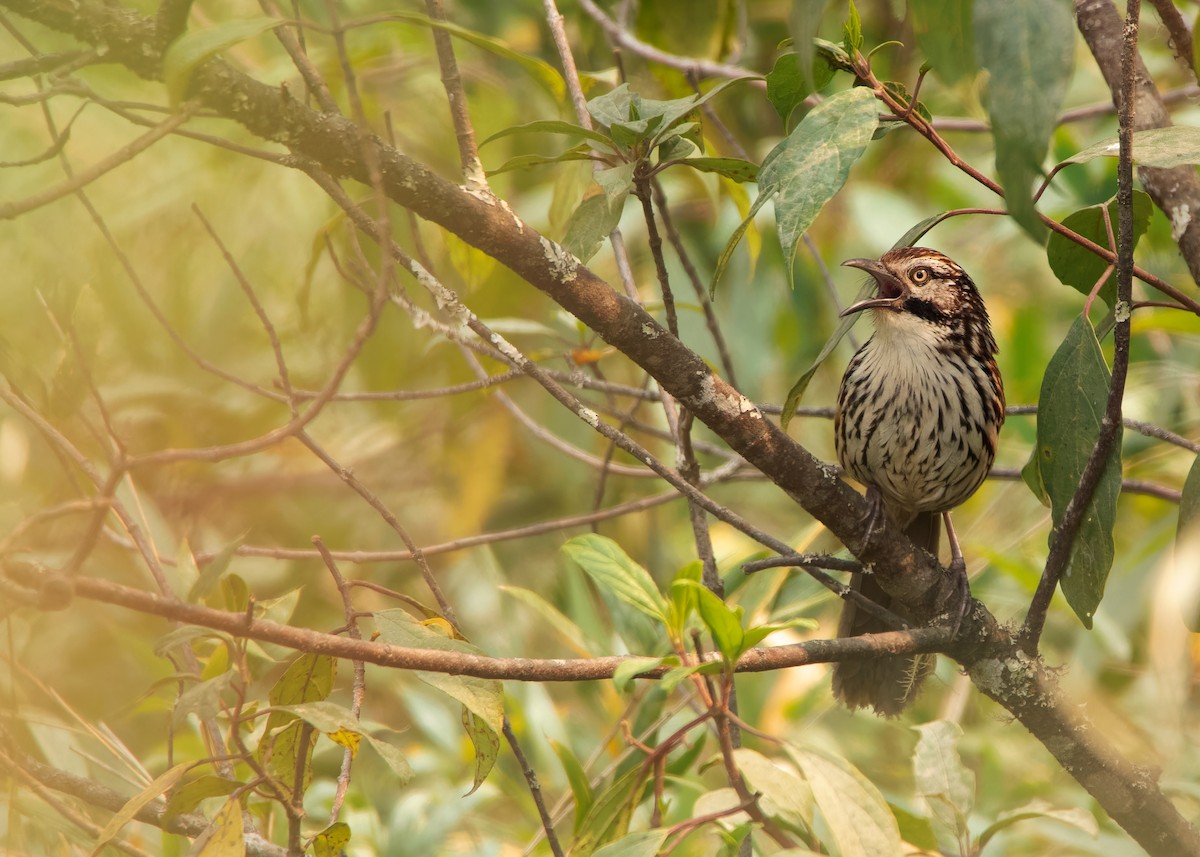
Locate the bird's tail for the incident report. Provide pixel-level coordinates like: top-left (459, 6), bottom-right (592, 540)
top-left (830, 511), bottom-right (938, 716)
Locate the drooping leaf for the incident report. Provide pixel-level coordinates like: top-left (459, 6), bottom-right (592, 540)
top-left (912, 722), bottom-right (975, 852)
top-left (1027, 315), bottom-right (1122, 628)
top-left (163, 18), bottom-right (282, 106)
top-left (789, 745), bottom-right (904, 857)
top-left (1064, 126), bottom-right (1200, 169)
top-left (486, 146), bottom-right (599, 177)
top-left (561, 163), bottom-right (634, 262)
top-left (373, 609), bottom-right (502, 786)
top-left (684, 580), bottom-right (745, 664)
top-left (195, 795), bottom-right (244, 857)
top-left (189, 534), bottom-right (245, 603)
top-left (1046, 191), bottom-right (1152, 306)
top-left (90, 763), bottom-right (193, 856)
top-left (911, 0), bottom-right (977, 85)
top-left (764, 86), bottom-right (879, 270)
top-left (563, 534), bottom-right (670, 625)
top-left (714, 86), bottom-right (877, 293)
top-left (975, 0), bottom-right (1074, 239)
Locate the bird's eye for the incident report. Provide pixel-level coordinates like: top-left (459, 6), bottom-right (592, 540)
top-left (910, 267), bottom-right (931, 285)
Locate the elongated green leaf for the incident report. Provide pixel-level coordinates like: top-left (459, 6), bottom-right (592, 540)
top-left (551, 739), bottom-right (594, 834)
top-left (163, 18), bottom-right (281, 106)
top-left (779, 276), bottom-right (875, 430)
top-left (196, 795), bottom-right (243, 857)
top-left (571, 765), bottom-right (648, 856)
top-left (593, 830), bottom-right (668, 857)
top-left (1180, 454), bottom-right (1200, 541)
top-left (189, 534), bottom-right (245, 603)
top-left (373, 609), bottom-right (502, 786)
top-left (480, 119), bottom-right (615, 149)
top-left (789, 0), bottom-right (830, 94)
top-left (789, 745), bottom-right (903, 857)
top-left (1029, 316), bottom-right (1122, 628)
top-left (672, 157), bottom-right (759, 183)
top-left (163, 774), bottom-right (240, 822)
top-left (975, 0), bottom-right (1073, 240)
top-left (765, 86), bottom-right (879, 269)
top-left (486, 147), bottom-right (598, 177)
top-left (385, 12), bottom-right (566, 102)
top-left (90, 763), bottom-right (193, 856)
top-left (563, 534), bottom-right (669, 625)
top-left (912, 722), bottom-right (974, 851)
top-left (976, 799), bottom-right (1098, 851)
top-left (501, 585), bottom-right (591, 653)
top-left (676, 580), bottom-right (744, 664)
top-left (1066, 126), bottom-right (1200, 169)
top-left (1046, 192), bottom-right (1152, 306)
top-left (911, 0), bottom-right (976, 85)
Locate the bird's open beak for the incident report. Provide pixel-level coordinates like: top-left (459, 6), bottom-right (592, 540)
top-left (839, 257), bottom-right (904, 317)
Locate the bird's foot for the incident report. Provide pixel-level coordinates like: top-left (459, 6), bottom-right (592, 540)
top-left (942, 511), bottom-right (971, 636)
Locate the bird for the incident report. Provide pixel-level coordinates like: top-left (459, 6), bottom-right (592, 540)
top-left (831, 246), bottom-right (1005, 716)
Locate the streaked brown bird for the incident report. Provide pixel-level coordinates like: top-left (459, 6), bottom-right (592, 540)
top-left (832, 246), bottom-right (1005, 716)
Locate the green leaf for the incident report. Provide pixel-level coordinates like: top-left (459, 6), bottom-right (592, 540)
top-left (1065, 126), bottom-right (1200, 169)
top-left (385, 12), bottom-right (567, 103)
top-left (560, 163), bottom-right (634, 263)
top-left (312, 822), bottom-right (351, 857)
top-left (668, 560), bottom-right (703, 639)
top-left (486, 146), bottom-right (598, 177)
top-left (593, 829), bottom-right (668, 857)
top-left (163, 774), bottom-right (240, 823)
top-left (789, 0), bottom-right (830, 94)
top-left (362, 734), bottom-right (414, 781)
top-left (462, 707), bottom-right (501, 795)
top-left (764, 86), bottom-right (879, 270)
top-left (563, 534), bottom-right (670, 625)
top-left (500, 585), bottom-right (591, 654)
top-left (587, 80), bottom-right (749, 152)
top-left (911, 0), bottom-right (977, 85)
top-left (90, 763), bottom-right (193, 856)
top-left (189, 535), bottom-right (245, 603)
top-left (613, 656), bottom-right (666, 692)
top-left (1180, 454), bottom-right (1200, 542)
top-left (1046, 192), bottom-right (1152, 305)
top-left (672, 157), bottom-right (759, 183)
top-left (976, 799), bottom-right (1098, 852)
top-left (734, 748), bottom-right (814, 830)
top-left (912, 722), bottom-right (974, 851)
top-left (163, 18), bottom-right (281, 106)
top-left (373, 609), bottom-right (503, 786)
top-left (678, 580), bottom-right (744, 664)
top-left (660, 663), bottom-right (709, 692)
top-left (480, 119), bottom-right (615, 149)
top-left (788, 745), bottom-right (903, 857)
top-left (196, 795), bottom-right (243, 857)
top-left (571, 765), bottom-right (648, 856)
top-left (257, 653), bottom-right (335, 800)
top-left (1032, 316), bottom-right (1122, 628)
top-left (975, 0), bottom-right (1074, 240)
top-left (766, 52), bottom-right (834, 125)
top-left (551, 739), bottom-right (594, 834)
top-left (891, 805), bottom-right (939, 852)
top-left (842, 0), bottom-right (863, 54)
top-left (779, 276), bottom-right (876, 430)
